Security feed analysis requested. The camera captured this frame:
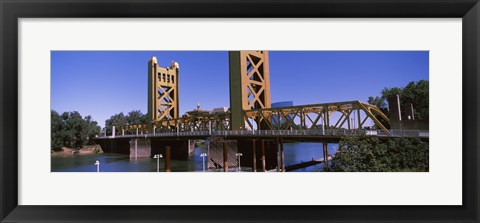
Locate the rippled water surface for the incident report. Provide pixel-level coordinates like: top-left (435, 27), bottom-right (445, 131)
top-left (51, 143), bottom-right (338, 172)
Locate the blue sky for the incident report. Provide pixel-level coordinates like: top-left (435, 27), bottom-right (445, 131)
top-left (51, 51), bottom-right (428, 128)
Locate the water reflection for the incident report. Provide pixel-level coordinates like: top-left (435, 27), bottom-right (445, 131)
top-left (51, 143), bottom-right (337, 172)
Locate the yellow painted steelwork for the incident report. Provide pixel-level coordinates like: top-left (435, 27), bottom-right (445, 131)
top-left (243, 101), bottom-right (390, 133)
top-left (148, 57), bottom-right (180, 122)
top-left (229, 51), bottom-right (271, 130)
top-left (121, 53), bottom-right (392, 135)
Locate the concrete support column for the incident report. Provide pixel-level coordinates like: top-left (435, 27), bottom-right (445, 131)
top-left (261, 140), bottom-right (266, 172)
top-left (323, 142), bottom-right (328, 171)
top-left (165, 146), bottom-right (171, 172)
top-left (280, 138), bottom-right (285, 172)
top-left (223, 142), bottom-right (228, 172)
top-left (252, 139), bottom-right (256, 172)
top-left (134, 138), bottom-right (138, 160)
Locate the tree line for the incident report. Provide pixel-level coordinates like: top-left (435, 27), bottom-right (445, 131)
top-left (51, 110), bottom-right (150, 150)
top-left (331, 136), bottom-right (428, 172)
top-left (329, 80), bottom-right (429, 172)
top-left (367, 80), bottom-right (429, 127)
top-left (104, 110), bottom-right (149, 135)
top-left (51, 110), bottom-right (101, 151)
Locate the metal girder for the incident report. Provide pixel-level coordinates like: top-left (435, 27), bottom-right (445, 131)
top-left (243, 100), bottom-right (391, 134)
top-left (151, 111), bottom-right (231, 133)
top-left (122, 124), bottom-right (148, 135)
top-left (121, 101), bottom-right (390, 135)
top-left (120, 54), bottom-right (392, 136)
top-left (229, 51), bottom-right (271, 130)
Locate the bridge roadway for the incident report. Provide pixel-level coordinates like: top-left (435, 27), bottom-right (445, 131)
top-left (96, 129), bottom-right (429, 142)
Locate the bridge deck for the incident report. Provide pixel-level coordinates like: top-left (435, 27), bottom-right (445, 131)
top-left (96, 129), bottom-right (429, 140)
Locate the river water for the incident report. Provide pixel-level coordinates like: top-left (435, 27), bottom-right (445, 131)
top-left (51, 143), bottom-right (338, 172)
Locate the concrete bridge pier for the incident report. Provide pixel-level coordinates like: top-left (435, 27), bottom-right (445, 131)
top-left (129, 138), bottom-right (151, 159)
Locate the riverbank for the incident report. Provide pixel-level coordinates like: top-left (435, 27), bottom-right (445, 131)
top-left (51, 145), bottom-right (103, 156)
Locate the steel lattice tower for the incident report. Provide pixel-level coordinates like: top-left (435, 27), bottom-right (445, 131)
top-left (148, 57), bottom-right (180, 123)
top-left (229, 51), bottom-right (271, 130)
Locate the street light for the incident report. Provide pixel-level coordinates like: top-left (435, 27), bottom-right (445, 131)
top-left (236, 153), bottom-right (243, 172)
top-left (200, 153), bottom-right (207, 172)
top-left (153, 154), bottom-right (163, 172)
top-left (94, 160), bottom-right (100, 172)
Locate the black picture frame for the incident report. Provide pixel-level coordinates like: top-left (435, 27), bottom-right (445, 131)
top-left (1, 0), bottom-right (479, 222)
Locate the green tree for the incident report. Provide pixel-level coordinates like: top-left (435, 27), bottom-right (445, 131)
top-left (66, 111), bottom-right (87, 148)
top-left (84, 115), bottom-right (101, 145)
top-left (104, 112), bottom-right (127, 135)
top-left (126, 110), bottom-right (148, 125)
top-left (104, 110), bottom-right (148, 135)
top-left (397, 80), bottom-right (429, 120)
top-left (331, 136), bottom-right (428, 172)
top-left (370, 80), bottom-right (429, 120)
top-left (60, 112), bottom-right (75, 148)
top-left (367, 96), bottom-right (390, 129)
top-left (51, 110), bottom-right (64, 151)
top-left (51, 110), bottom-right (101, 150)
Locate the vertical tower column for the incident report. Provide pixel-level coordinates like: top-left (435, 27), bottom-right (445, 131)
top-left (229, 51), bottom-right (271, 130)
top-left (148, 57), bottom-right (180, 131)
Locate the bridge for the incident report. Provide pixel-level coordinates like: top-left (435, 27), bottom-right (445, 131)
top-left (97, 129), bottom-right (429, 140)
top-left (95, 51), bottom-right (428, 172)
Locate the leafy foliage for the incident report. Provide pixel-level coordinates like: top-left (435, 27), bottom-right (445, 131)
top-left (51, 110), bottom-right (101, 151)
top-left (51, 110), bottom-right (65, 151)
top-left (331, 136), bottom-right (428, 172)
top-left (368, 80), bottom-right (429, 120)
top-left (104, 110), bottom-right (148, 135)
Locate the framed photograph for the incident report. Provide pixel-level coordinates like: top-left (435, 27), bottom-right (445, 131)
top-left (1, 0), bottom-right (479, 222)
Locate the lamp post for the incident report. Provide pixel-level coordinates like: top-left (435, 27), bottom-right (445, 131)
top-left (200, 153), bottom-right (207, 172)
top-left (153, 154), bottom-right (163, 172)
top-left (94, 160), bottom-right (100, 172)
top-left (236, 153), bottom-right (243, 172)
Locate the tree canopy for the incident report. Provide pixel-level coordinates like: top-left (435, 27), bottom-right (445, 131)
top-left (368, 80), bottom-right (429, 120)
top-left (104, 110), bottom-right (149, 135)
top-left (51, 110), bottom-right (101, 151)
top-left (330, 136), bottom-right (429, 172)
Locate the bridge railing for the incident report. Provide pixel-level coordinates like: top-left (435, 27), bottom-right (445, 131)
top-left (96, 129), bottom-right (428, 139)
